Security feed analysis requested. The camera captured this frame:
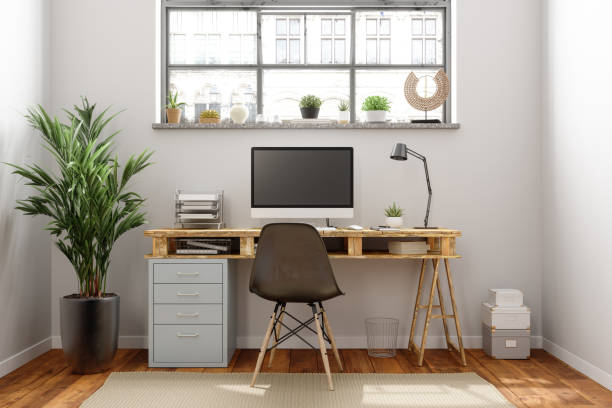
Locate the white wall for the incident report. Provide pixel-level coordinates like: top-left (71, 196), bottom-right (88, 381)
top-left (0, 0), bottom-right (52, 376)
top-left (541, 0), bottom-right (612, 389)
top-left (48, 0), bottom-right (543, 349)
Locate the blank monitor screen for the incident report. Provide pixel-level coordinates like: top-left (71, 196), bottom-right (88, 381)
top-left (251, 147), bottom-right (353, 208)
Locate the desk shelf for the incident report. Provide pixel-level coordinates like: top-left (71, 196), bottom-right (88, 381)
top-left (145, 251), bottom-right (460, 260)
top-left (144, 228), bottom-right (460, 259)
top-left (328, 251), bottom-right (461, 259)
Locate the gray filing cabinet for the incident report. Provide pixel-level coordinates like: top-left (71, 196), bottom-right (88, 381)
top-left (148, 259), bottom-right (236, 367)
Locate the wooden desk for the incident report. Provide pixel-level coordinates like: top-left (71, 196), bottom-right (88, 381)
top-left (144, 227), bottom-right (465, 366)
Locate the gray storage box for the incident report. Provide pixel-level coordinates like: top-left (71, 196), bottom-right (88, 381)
top-left (482, 323), bottom-right (530, 359)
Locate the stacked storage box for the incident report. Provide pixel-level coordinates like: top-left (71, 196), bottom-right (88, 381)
top-left (482, 289), bottom-right (531, 359)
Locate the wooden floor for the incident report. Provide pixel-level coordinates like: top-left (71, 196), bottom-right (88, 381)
top-left (1, 348), bottom-right (611, 407)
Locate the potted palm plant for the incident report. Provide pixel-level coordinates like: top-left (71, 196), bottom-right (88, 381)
top-left (165, 91), bottom-right (185, 123)
top-left (6, 98), bottom-right (153, 374)
top-left (362, 96), bottom-right (391, 122)
top-left (299, 95), bottom-right (323, 119)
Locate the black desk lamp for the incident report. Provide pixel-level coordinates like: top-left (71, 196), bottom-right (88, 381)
top-left (390, 143), bottom-right (436, 229)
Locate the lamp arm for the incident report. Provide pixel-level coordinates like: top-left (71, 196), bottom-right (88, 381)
top-left (405, 148), bottom-right (426, 161)
top-left (422, 158), bottom-right (433, 228)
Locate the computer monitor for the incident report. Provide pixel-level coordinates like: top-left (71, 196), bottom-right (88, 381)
top-left (251, 147), bottom-right (354, 219)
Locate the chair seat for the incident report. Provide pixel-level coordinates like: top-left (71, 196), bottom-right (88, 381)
top-left (251, 284), bottom-right (344, 304)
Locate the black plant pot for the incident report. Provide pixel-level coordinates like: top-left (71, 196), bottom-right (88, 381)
top-left (60, 294), bottom-right (119, 374)
top-left (300, 107), bottom-right (320, 119)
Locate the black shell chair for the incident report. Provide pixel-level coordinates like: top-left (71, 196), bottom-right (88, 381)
top-left (249, 223), bottom-right (344, 391)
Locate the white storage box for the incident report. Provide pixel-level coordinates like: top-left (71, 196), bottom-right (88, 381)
top-left (488, 289), bottom-right (523, 307)
top-left (388, 241), bottom-right (429, 255)
top-left (482, 324), bottom-right (530, 360)
top-left (481, 302), bottom-right (530, 330)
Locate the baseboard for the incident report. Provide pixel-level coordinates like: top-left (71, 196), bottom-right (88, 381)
top-left (48, 333), bottom-right (544, 353)
top-left (236, 335), bottom-right (543, 350)
top-left (543, 338), bottom-right (612, 391)
top-left (0, 337), bottom-right (52, 378)
top-left (51, 335), bottom-right (148, 349)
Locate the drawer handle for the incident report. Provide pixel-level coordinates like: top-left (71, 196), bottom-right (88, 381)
top-left (176, 333), bottom-right (199, 338)
top-left (177, 272), bottom-right (199, 277)
top-left (176, 291), bottom-right (200, 297)
top-left (176, 312), bottom-right (200, 318)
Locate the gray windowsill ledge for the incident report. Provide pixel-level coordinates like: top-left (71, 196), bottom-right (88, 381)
top-left (152, 122), bottom-right (460, 130)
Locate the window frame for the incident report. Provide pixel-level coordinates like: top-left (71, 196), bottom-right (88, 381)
top-left (161, 1), bottom-right (451, 123)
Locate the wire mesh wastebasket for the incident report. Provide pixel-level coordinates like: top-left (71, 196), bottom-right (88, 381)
top-left (365, 317), bottom-right (399, 358)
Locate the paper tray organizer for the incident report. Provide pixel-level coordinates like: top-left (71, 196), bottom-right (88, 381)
top-left (174, 190), bottom-right (224, 229)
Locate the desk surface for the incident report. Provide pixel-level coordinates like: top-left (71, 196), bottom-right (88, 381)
top-left (144, 227), bottom-right (461, 238)
top-left (144, 227), bottom-right (461, 259)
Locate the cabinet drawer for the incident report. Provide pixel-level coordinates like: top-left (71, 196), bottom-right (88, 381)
top-left (154, 304), bottom-right (222, 325)
top-left (154, 263), bottom-right (222, 284)
top-left (154, 284), bottom-right (222, 304)
top-left (153, 325), bottom-right (222, 363)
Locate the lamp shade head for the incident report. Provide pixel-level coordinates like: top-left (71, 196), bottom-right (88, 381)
top-left (390, 143), bottom-right (408, 161)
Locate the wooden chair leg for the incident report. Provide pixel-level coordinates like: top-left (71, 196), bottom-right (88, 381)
top-left (445, 259), bottom-right (467, 366)
top-left (409, 259), bottom-right (427, 353)
top-left (313, 305), bottom-right (334, 391)
top-left (268, 304), bottom-right (285, 368)
top-left (321, 306), bottom-right (343, 371)
top-left (250, 305), bottom-right (278, 387)
top-left (418, 259), bottom-right (440, 366)
top-left (434, 259), bottom-right (452, 351)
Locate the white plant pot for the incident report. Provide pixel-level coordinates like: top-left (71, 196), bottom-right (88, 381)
top-left (230, 103), bottom-right (249, 124)
top-left (385, 216), bottom-right (404, 228)
top-left (365, 110), bottom-right (387, 122)
top-left (338, 110), bottom-right (350, 124)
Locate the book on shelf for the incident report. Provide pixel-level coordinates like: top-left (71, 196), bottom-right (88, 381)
top-left (176, 249), bottom-right (220, 255)
top-left (185, 240), bottom-right (229, 251)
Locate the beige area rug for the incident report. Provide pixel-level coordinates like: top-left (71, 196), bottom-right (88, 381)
top-left (81, 372), bottom-right (515, 408)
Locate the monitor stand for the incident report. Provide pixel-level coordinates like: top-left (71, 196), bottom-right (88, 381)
top-left (316, 218), bottom-right (337, 231)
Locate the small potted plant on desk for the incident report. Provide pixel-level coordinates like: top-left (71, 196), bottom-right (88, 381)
top-left (199, 110), bottom-right (220, 124)
top-left (362, 95), bottom-right (391, 122)
top-left (6, 98), bottom-right (153, 374)
top-left (338, 100), bottom-right (350, 124)
top-left (384, 202), bottom-right (404, 227)
top-left (299, 95), bottom-right (322, 119)
top-left (165, 90), bottom-right (185, 124)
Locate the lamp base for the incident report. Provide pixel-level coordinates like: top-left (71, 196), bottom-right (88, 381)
top-left (411, 119), bottom-right (442, 124)
top-left (415, 226), bottom-right (439, 229)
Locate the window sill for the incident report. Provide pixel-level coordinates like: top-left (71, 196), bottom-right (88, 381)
top-left (152, 122), bottom-right (460, 130)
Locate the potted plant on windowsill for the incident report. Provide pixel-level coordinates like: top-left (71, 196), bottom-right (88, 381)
top-left (166, 90), bottom-right (185, 124)
top-left (299, 95), bottom-right (322, 119)
top-left (384, 202), bottom-right (404, 227)
top-left (338, 100), bottom-right (350, 124)
top-left (6, 98), bottom-right (153, 374)
top-left (199, 110), bottom-right (220, 124)
top-left (362, 95), bottom-right (391, 122)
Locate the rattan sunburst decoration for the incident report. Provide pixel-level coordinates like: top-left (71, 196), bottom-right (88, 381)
top-left (404, 69), bottom-right (450, 121)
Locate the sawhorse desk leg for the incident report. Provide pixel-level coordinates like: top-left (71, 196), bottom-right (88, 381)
top-left (408, 258), bottom-right (466, 366)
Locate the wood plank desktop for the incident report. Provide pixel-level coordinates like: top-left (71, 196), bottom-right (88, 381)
top-left (144, 227), bottom-right (461, 259)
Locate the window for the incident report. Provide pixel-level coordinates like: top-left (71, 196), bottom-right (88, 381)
top-left (411, 16), bottom-right (441, 64)
top-left (162, 2), bottom-right (450, 123)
